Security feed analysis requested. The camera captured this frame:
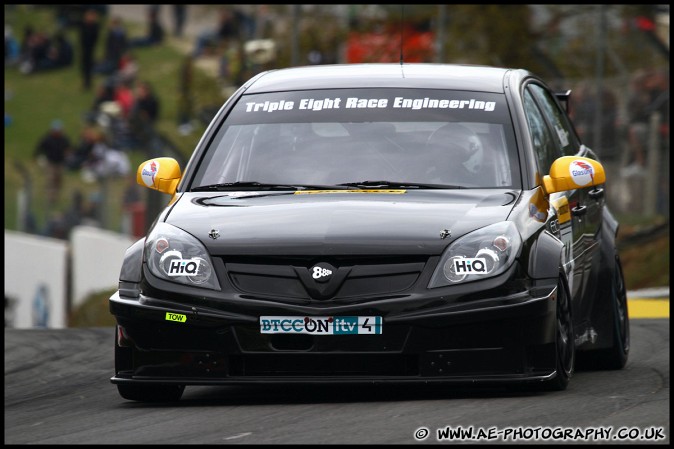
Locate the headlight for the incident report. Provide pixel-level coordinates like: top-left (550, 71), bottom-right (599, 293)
top-left (145, 222), bottom-right (221, 290)
top-left (428, 222), bottom-right (522, 288)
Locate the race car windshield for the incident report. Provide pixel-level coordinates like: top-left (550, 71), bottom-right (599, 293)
top-left (192, 88), bottom-right (521, 190)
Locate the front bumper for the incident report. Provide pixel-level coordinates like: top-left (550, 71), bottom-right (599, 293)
top-left (110, 279), bottom-right (560, 386)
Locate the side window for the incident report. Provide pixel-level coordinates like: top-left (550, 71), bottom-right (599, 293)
top-left (523, 89), bottom-right (560, 175)
top-left (529, 84), bottom-right (578, 156)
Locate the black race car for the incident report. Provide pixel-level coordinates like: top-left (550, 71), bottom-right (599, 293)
top-left (110, 63), bottom-right (629, 401)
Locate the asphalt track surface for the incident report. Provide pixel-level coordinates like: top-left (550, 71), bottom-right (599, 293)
top-left (4, 317), bottom-right (669, 445)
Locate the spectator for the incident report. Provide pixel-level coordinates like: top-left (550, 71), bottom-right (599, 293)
top-left (645, 68), bottom-right (669, 142)
top-left (5, 25), bottom-right (20, 66)
top-left (18, 29), bottom-right (49, 74)
top-left (43, 189), bottom-right (99, 239)
top-left (117, 50), bottom-right (139, 85)
top-left (63, 190), bottom-right (85, 231)
top-left (48, 30), bottom-right (74, 68)
top-left (64, 189), bottom-right (102, 230)
top-left (132, 80), bottom-right (159, 123)
top-left (123, 174), bottom-right (142, 206)
top-left (89, 78), bottom-right (135, 151)
top-left (172, 5), bottom-right (187, 37)
top-left (90, 77), bottom-right (117, 114)
top-left (569, 82), bottom-right (593, 144)
top-left (18, 25), bottom-right (36, 64)
top-left (113, 78), bottom-right (135, 119)
top-left (96, 16), bottom-right (128, 75)
top-left (51, 189), bottom-right (88, 238)
top-left (129, 6), bottom-right (165, 48)
top-left (21, 30), bottom-right (74, 74)
top-left (625, 71), bottom-right (651, 170)
top-left (81, 130), bottom-right (131, 181)
top-left (252, 4), bottom-right (275, 40)
top-left (177, 55), bottom-right (195, 135)
top-left (192, 7), bottom-right (240, 57)
top-left (571, 82), bottom-right (619, 159)
top-left (66, 124), bottom-right (99, 171)
top-left (79, 8), bottom-right (101, 90)
top-left (121, 174), bottom-right (145, 238)
top-left (643, 69), bottom-right (669, 216)
top-left (34, 120), bottom-right (72, 204)
top-left (42, 210), bottom-right (68, 239)
top-left (598, 87), bottom-right (619, 159)
top-left (129, 80), bottom-right (160, 145)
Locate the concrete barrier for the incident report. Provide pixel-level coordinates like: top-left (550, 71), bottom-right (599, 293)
top-left (4, 227), bottom-right (136, 328)
top-left (70, 226), bottom-right (136, 309)
top-left (4, 231), bottom-right (68, 328)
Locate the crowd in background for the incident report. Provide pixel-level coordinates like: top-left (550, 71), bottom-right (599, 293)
top-left (4, 5), bottom-right (670, 239)
top-left (6, 6), bottom-right (170, 239)
top-left (4, 24), bottom-right (73, 74)
top-left (570, 68), bottom-right (669, 169)
top-left (568, 67), bottom-right (669, 217)
top-left (624, 69), bottom-right (669, 171)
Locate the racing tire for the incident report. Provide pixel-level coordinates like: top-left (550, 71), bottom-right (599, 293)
top-left (589, 254), bottom-right (630, 370)
top-left (542, 275), bottom-right (575, 391)
top-left (117, 383), bottom-right (185, 402)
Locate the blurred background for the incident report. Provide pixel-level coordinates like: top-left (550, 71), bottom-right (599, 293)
top-left (4, 4), bottom-right (669, 328)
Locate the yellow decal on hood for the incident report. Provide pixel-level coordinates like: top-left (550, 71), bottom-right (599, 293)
top-left (294, 189), bottom-right (406, 195)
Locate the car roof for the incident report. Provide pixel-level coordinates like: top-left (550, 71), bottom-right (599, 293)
top-left (243, 63), bottom-right (525, 94)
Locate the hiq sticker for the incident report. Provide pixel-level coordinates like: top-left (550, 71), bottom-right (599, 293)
top-left (454, 257), bottom-right (488, 274)
top-left (167, 258), bottom-right (201, 276)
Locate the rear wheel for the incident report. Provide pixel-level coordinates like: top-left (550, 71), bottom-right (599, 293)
top-left (117, 383), bottom-right (185, 402)
top-left (591, 254), bottom-right (630, 369)
top-left (543, 275), bottom-right (575, 391)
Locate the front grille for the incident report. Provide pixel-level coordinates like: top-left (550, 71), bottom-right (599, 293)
top-left (223, 255), bottom-right (427, 301)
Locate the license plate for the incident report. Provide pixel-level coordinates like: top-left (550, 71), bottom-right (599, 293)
top-left (260, 316), bottom-right (382, 335)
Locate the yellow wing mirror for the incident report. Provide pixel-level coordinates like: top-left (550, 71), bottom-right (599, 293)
top-left (136, 157), bottom-right (182, 195)
top-left (542, 156), bottom-right (606, 195)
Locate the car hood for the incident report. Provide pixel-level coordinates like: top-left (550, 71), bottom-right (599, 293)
top-left (164, 189), bottom-right (520, 256)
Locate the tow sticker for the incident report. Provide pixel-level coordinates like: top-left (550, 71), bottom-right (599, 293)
top-left (166, 312), bottom-right (186, 323)
top-left (260, 316), bottom-right (382, 335)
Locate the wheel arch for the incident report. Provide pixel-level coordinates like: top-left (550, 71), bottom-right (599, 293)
top-left (526, 230), bottom-right (564, 280)
top-left (119, 237), bottom-right (146, 283)
top-left (582, 210), bottom-right (624, 351)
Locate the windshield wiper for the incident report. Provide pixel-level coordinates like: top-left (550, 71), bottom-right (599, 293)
top-left (191, 182), bottom-right (355, 192)
top-left (335, 180), bottom-right (464, 189)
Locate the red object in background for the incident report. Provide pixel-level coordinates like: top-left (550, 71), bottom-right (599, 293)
top-left (635, 16), bottom-right (656, 31)
top-left (346, 26), bottom-right (434, 63)
top-left (125, 202), bottom-right (146, 239)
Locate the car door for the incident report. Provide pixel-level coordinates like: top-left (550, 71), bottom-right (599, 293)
top-left (526, 83), bottom-right (604, 323)
top-left (522, 85), bottom-right (584, 309)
